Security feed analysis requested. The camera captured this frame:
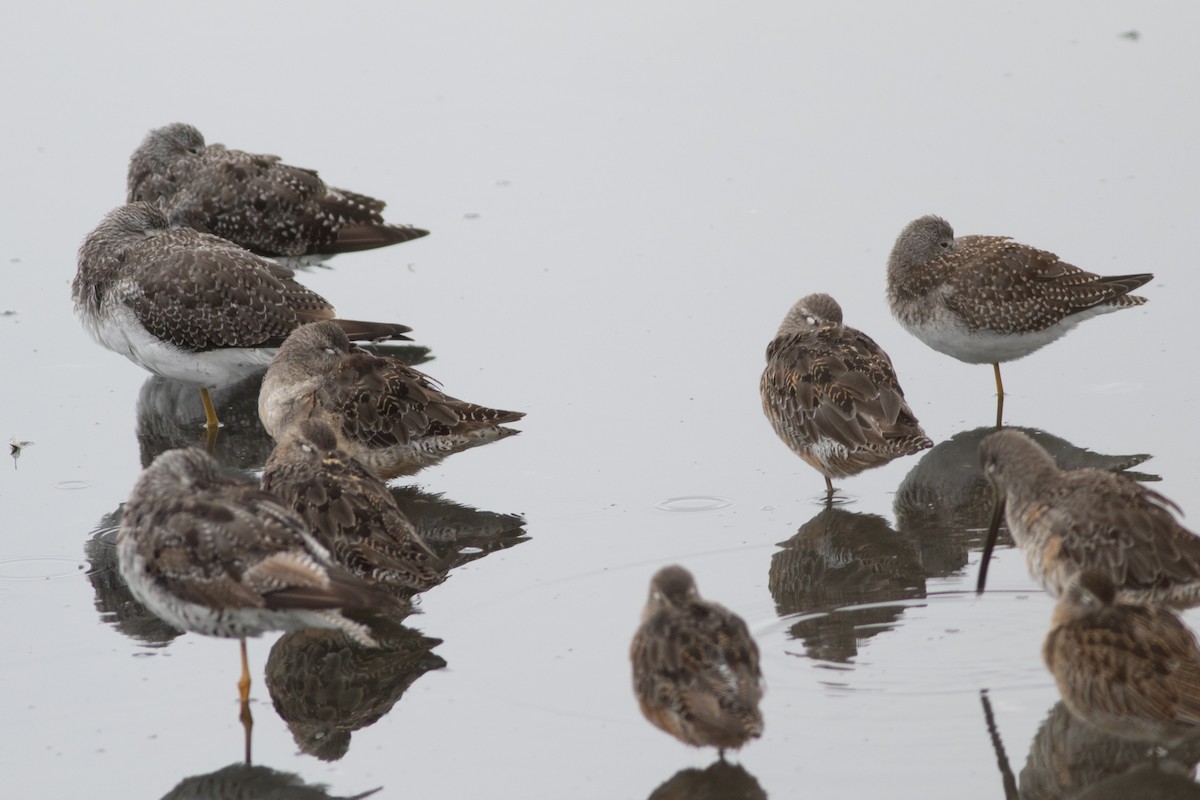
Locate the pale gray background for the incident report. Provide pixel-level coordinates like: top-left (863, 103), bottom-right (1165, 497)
top-left (1, 1), bottom-right (1196, 796)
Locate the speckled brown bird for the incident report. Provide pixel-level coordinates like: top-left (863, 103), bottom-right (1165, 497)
top-left (761, 293), bottom-right (932, 496)
top-left (976, 429), bottom-right (1200, 607)
top-left (73, 203), bottom-right (412, 431)
top-left (128, 123), bottom-right (428, 258)
top-left (259, 321), bottom-right (524, 479)
top-left (887, 215), bottom-right (1151, 424)
top-left (261, 418), bottom-right (444, 595)
top-left (1044, 571), bottom-right (1200, 743)
top-left (630, 565), bottom-right (764, 756)
top-left (117, 447), bottom-right (400, 708)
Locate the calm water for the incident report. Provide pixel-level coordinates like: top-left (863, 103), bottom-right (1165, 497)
top-left (3, 2), bottom-right (1199, 797)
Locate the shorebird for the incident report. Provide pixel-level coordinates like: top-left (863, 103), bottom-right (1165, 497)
top-left (630, 565), bottom-right (763, 756)
top-left (976, 429), bottom-right (1200, 606)
top-left (259, 321), bottom-right (524, 479)
top-left (1044, 571), bottom-right (1200, 743)
top-left (128, 122), bottom-right (428, 258)
top-left (886, 215), bottom-right (1151, 426)
top-left (73, 203), bottom-right (412, 435)
top-left (761, 293), bottom-right (932, 497)
top-left (117, 447), bottom-right (400, 756)
top-left (261, 418), bottom-right (444, 595)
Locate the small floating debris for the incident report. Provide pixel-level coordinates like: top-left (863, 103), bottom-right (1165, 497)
top-left (1118, 30), bottom-right (1140, 41)
top-left (9, 436), bottom-right (32, 467)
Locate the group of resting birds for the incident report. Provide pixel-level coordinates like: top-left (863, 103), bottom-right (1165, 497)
top-left (72, 123), bottom-right (1200, 761)
top-left (73, 123), bottom-right (761, 761)
top-left (757, 214), bottom-right (1200, 749)
top-left (71, 124), bottom-right (526, 745)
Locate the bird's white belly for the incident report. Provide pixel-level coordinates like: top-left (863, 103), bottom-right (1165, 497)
top-left (83, 303), bottom-right (276, 387)
top-left (901, 306), bottom-right (1112, 365)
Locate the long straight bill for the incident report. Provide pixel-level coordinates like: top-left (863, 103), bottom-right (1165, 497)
top-left (976, 497), bottom-right (1007, 595)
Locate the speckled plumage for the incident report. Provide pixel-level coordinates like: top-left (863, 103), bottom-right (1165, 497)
top-left (977, 429), bottom-right (1200, 607)
top-left (1044, 572), bottom-right (1200, 743)
top-left (118, 448), bottom-right (398, 646)
top-left (73, 203), bottom-right (412, 390)
top-left (261, 419), bottom-right (443, 595)
top-left (630, 565), bottom-right (764, 754)
top-left (259, 321), bottom-right (524, 479)
top-left (887, 215), bottom-right (1150, 361)
top-left (128, 123), bottom-right (428, 258)
top-left (761, 293), bottom-right (932, 495)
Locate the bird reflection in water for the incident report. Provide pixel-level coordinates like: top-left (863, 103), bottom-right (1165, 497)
top-left (1018, 700), bottom-right (1200, 800)
top-left (137, 374), bottom-right (275, 465)
top-left (158, 761), bottom-right (380, 800)
top-left (84, 512), bottom-right (182, 646)
top-left (390, 486), bottom-right (529, 571)
top-left (646, 759), bottom-right (766, 800)
top-left (266, 625), bottom-right (445, 761)
top-left (893, 426), bottom-right (1155, 580)
top-left (981, 573), bottom-right (1200, 799)
top-left (769, 506), bottom-right (924, 663)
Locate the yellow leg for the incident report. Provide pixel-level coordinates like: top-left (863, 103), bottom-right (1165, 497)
top-left (238, 638), bottom-right (254, 764)
top-left (238, 638), bottom-right (251, 702)
top-left (200, 387), bottom-right (220, 454)
top-left (200, 387), bottom-right (220, 429)
top-left (992, 363), bottom-right (1005, 428)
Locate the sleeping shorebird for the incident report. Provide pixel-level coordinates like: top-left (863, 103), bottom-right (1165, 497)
top-left (761, 292), bottom-right (931, 498)
top-left (259, 321), bottom-right (524, 479)
top-left (261, 418), bottom-right (444, 595)
top-left (117, 447), bottom-right (399, 758)
top-left (73, 203), bottom-right (411, 438)
top-left (127, 122), bottom-right (427, 258)
top-left (887, 215), bottom-right (1151, 426)
top-left (630, 565), bottom-right (764, 757)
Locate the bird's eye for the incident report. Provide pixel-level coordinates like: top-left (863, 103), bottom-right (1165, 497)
top-left (187, 147), bottom-right (201, 155)
top-left (300, 443), bottom-right (313, 453)
top-left (805, 316), bottom-right (816, 326)
top-left (323, 347), bottom-right (336, 355)
top-left (939, 241), bottom-right (949, 248)
top-left (985, 461), bottom-right (996, 475)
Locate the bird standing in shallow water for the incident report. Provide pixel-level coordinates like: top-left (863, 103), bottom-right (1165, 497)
top-left (630, 565), bottom-right (764, 757)
top-left (118, 447), bottom-right (399, 758)
top-left (261, 418), bottom-right (444, 595)
top-left (761, 293), bottom-right (932, 498)
top-left (127, 122), bottom-right (428, 259)
top-left (259, 321), bottom-right (524, 480)
top-left (1044, 571), bottom-right (1200, 743)
top-left (73, 203), bottom-right (412, 440)
top-left (976, 429), bottom-right (1200, 606)
top-left (886, 215), bottom-right (1151, 426)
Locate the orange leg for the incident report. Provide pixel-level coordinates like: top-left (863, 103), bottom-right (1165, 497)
top-left (238, 638), bottom-right (254, 764)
